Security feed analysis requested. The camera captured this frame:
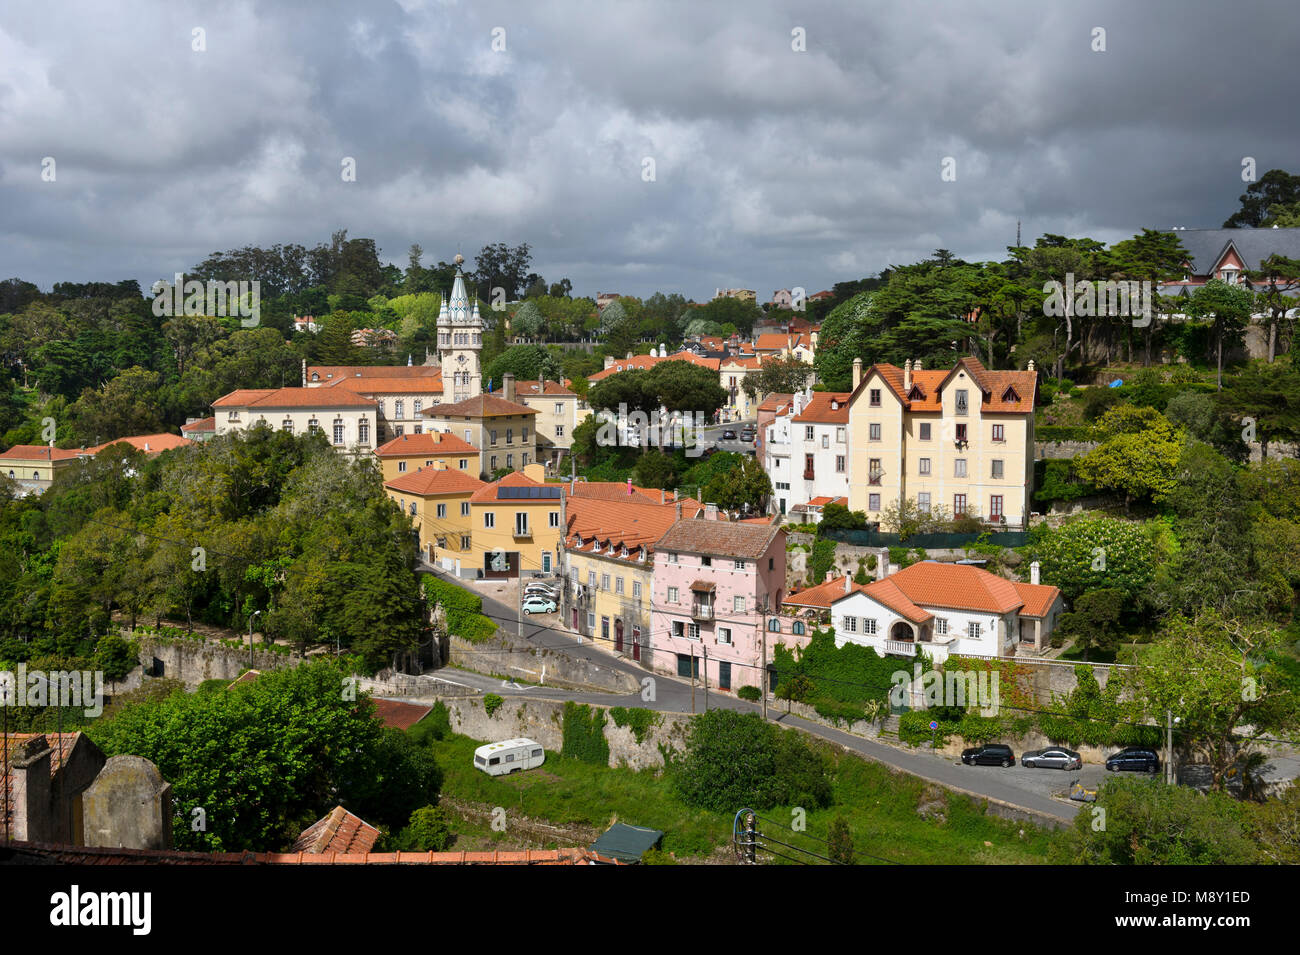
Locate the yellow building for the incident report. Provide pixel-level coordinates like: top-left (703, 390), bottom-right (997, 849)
top-left (468, 465), bottom-right (566, 577)
top-left (560, 495), bottom-right (700, 664)
top-left (421, 375), bottom-right (538, 479)
top-left (384, 467), bottom-right (486, 568)
top-left (512, 379), bottom-right (590, 467)
top-left (373, 431), bottom-right (481, 482)
top-left (0, 444), bottom-right (82, 494)
top-left (846, 356), bottom-right (1038, 527)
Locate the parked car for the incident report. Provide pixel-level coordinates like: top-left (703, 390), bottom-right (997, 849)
top-left (739, 428), bottom-right (755, 442)
top-left (722, 429), bottom-right (737, 440)
top-left (1021, 747), bottom-right (1082, 770)
top-left (521, 595), bottom-right (558, 615)
top-left (523, 581), bottom-right (560, 599)
top-left (1106, 746), bottom-right (1160, 773)
top-left (960, 743), bottom-right (1015, 767)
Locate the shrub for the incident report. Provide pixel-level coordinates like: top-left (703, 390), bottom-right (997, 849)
top-left (482, 693), bottom-right (503, 717)
top-left (736, 685), bottom-right (762, 702)
top-left (424, 577), bottom-right (498, 643)
top-left (396, 804), bottom-right (455, 852)
top-left (560, 701), bottom-right (609, 765)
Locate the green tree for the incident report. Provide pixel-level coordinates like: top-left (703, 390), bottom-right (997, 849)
top-left (1223, 168), bottom-right (1300, 228)
top-left (395, 804), bottom-right (455, 851)
top-left (1073, 405), bottom-right (1185, 508)
top-left (1054, 587), bottom-right (1124, 660)
top-left (1187, 279), bottom-right (1255, 390)
top-left (1027, 515), bottom-right (1157, 603)
top-left (827, 815), bottom-right (855, 864)
top-left (701, 455), bottom-right (771, 513)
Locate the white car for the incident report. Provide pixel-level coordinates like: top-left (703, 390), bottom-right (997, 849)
top-left (521, 595), bottom-right (558, 615)
top-left (524, 582), bottom-right (560, 600)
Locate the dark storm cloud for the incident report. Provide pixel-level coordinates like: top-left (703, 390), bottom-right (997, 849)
top-left (0, 0), bottom-right (1296, 301)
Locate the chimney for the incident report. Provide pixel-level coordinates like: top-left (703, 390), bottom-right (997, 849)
top-left (852, 357), bottom-right (863, 389)
top-left (1027, 359), bottom-right (1035, 372)
top-left (604, 356), bottom-right (615, 370)
top-left (676, 502), bottom-right (683, 520)
top-left (660, 489), bottom-right (665, 504)
top-left (705, 503), bottom-right (717, 521)
top-left (843, 575), bottom-right (851, 594)
top-left (503, 373), bottom-right (516, 402)
top-left (904, 359), bottom-right (912, 391)
top-left (825, 568), bottom-right (833, 583)
top-left (1030, 561), bottom-right (1041, 586)
top-left (914, 359), bottom-right (922, 371)
top-left (301, 357), bottom-right (306, 387)
top-left (878, 547), bottom-right (890, 579)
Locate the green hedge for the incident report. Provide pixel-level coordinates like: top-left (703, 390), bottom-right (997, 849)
top-left (423, 577), bottom-right (498, 643)
top-left (560, 701), bottom-right (610, 765)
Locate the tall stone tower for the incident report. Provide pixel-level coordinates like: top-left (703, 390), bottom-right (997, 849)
top-left (436, 253), bottom-right (483, 402)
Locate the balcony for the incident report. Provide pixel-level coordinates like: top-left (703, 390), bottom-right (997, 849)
top-left (802, 469), bottom-right (815, 481)
top-left (884, 639), bottom-right (916, 657)
top-left (691, 602), bottom-right (715, 620)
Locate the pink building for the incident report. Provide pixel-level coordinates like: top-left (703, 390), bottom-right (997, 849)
top-left (651, 519), bottom-right (787, 694)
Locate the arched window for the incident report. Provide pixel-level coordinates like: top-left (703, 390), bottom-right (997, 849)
top-left (33, 471), bottom-right (40, 480)
top-left (409, 503), bottom-right (417, 517)
top-left (768, 618), bottom-right (782, 632)
top-left (792, 621), bottom-right (805, 636)
top-left (414, 399), bottom-right (423, 414)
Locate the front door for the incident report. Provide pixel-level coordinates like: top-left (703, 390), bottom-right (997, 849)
top-left (615, 619), bottom-right (624, 652)
top-left (632, 627), bottom-right (641, 661)
top-left (718, 660), bottom-right (731, 690)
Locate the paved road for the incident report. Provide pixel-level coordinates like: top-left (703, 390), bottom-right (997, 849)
top-left (420, 565), bottom-right (1084, 823)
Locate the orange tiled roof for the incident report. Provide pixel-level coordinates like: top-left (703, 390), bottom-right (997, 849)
top-left (83, 433), bottom-right (192, 456)
top-left (855, 359), bottom-right (1036, 415)
top-left (307, 365), bottom-right (442, 383)
top-left (374, 432), bottom-right (479, 457)
top-left (656, 518), bottom-right (783, 560)
top-left (588, 352), bottom-right (721, 382)
top-left (1013, 582), bottom-right (1060, 618)
top-left (754, 333), bottom-right (808, 352)
top-left (181, 416), bottom-right (216, 434)
top-left (514, 380), bottom-right (577, 398)
top-left (370, 699), bottom-right (433, 731)
top-left (2, 734), bottom-right (85, 837)
top-left (292, 806), bottom-right (381, 855)
top-left (565, 481), bottom-right (678, 505)
top-left (470, 469), bottom-right (555, 504)
top-left (757, 393), bottom-right (795, 413)
top-left (834, 561), bottom-right (1059, 618)
top-left (785, 576), bottom-right (865, 609)
top-left (329, 376), bottom-right (445, 395)
top-left (212, 387), bottom-right (376, 410)
top-left (791, 392), bottom-right (851, 424)
top-left (385, 467), bottom-right (486, 497)
top-left (805, 496), bottom-right (847, 508)
top-left (423, 394), bottom-right (537, 418)
top-left (0, 444), bottom-right (82, 462)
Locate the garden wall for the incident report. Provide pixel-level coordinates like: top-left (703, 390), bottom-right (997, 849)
top-left (446, 631), bottom-right (640, 694)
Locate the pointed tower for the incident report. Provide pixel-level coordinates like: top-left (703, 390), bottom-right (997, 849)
top-left (436, 253), bottom-right (484, 402)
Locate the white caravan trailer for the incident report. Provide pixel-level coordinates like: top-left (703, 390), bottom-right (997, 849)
top-left (473, 738), bottom-right (546, 776)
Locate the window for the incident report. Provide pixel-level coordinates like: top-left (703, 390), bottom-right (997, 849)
top-left (687, 622), bottom-right (700, 640)
top-left (954, 458), bottom-right (967, 478)
top-left (734, 559), bottom-right (746, 570)
top-left (461, 502), bottom-right (470, 516)
top-left (844, 615), bottom-right (858, 633)
top-left (633, 580), bottom-right (642, 600)
top-left (549, 510), bottom-right (560, 528)
top-left (666, 552), bottom-right (678, 563)
top-left (409, 503), bottom-right (417, 517)
top-left (919, 457), bottom-right (931, 476)
top-left (836, 426), bottom-right (846, 443)
top-left (954, 494), bottom-right (967, 517)
top-left (821, 434), bottom-right (829, 449)
top-left (436, 536), bottom-right (447, 548)
top-left (990, 495), bottom-right (1004, 521)
top-left (805, 425), bottom-right (815, 440)
top-left (733, 595), bottom-right (746, 613)
top-left (436, 503), bottom-right (447, 518)
top-left (515, 512), bottom-right (529, 536)
top-left (863, 618), bottom-right (878, 635)
top-left (522, 427), bottom-right (529, 441)
top-left (869, 388), bottom-right (881, 407)
top-left (461, 535), bottom-right (471, 549)
top-left (615, 577), bottom-right (624, 595)
top-left (490, 430), bottom-right (498, 445)
top-left (555, 425), bottom-right (564, 437)
top-left (602, 616), bottom-right (610, 640)
top-left (918, 492), bottom-right (931, 513)
top-left (459, 458), bottom-right (467, 469)
top-left (955, 423), bottom-right (968, 443)
top-left (701, 556), bottom-right (712, 567)
top-left (490, 456), bottom-right (497, 470)
top-left (414, 425), bottom-right (423, 435)
top-left (804, 453), bottom-right (815, 477)
top-left (869, 493), bottom-right (881, 511)
top-left (555, 402), bottom-right (564, 415)
top-left (395, 400), bottom-right (405, 418)
top-left (768, 618), bottom-right (781, 632)
top-left (936, 618), bottom-right (948, 635)
top-left (484, 512), bottom-right (495, 529)
top-left (792, 620), bottom-right (805, 636)
top-left (955, 389), bottom-right (968, 415)
top-left (869, 458), bottom-right (882, 485)
top-left (506, 429), bottom-right (514, 443)
top-left (398, 461), bottom-right (408, 473)
top-left (358, 420), bottom-right (369, 444)
top-left (282, 418), bottom-right (294, 434)
top-left (464, 430), bottom-right (471, 443)
top-left (394, 425), bottom-right (404, 437)
top-left (968, 621), bottom-right (982, 639)
top-left (414, 399), bottom-right (423, 414)
top-left (991, 459), bottom-right (1004, 479)
top-left (588, 570), bottom-right (597, 588)
top-left (506, 454), bottom-right (513, 469)
top-left (719, 627), bottom-right (733, 644)
top-left (308, 418), bottom-right (321, 433)
top-left (869, 423), bottom-right (881, 441)
top-left (521, 453), bottom-right (529, 466)
top-left (667, 586), bottom-right (679, 603)
top-left (588, 612), bottom-right (597, 630)
top-left (769, 557), bottom-right (775, 570)
top-left (992, 423), bottom-right (1005, 442)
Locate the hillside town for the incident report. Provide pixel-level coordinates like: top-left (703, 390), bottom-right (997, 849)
top-left (0, 3), bottom-right (1293, 934)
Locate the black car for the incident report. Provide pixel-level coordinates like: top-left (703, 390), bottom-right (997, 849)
top-left (722, 429), bottom-right (737, 440)
top-left (1106, 746), bottom-right (1160, 773)
top-left (960, 744), bottom-right (1015, 767)
top-left (1021, 746), bottom-right (1082, 770)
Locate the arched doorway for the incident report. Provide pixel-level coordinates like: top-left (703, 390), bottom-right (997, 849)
top-left (890, 621), bottom-right (914, 643)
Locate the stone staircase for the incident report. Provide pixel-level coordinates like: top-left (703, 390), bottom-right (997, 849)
top-left (878, 714), bottom-right (901, 741)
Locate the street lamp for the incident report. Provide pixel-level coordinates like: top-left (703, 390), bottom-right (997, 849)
top-left (248, 610), bottom-right (262, 670)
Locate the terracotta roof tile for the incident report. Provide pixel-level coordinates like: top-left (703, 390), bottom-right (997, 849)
top-left (374, 431), bottom-right (479, 457)
top-left (385, 467), bottom-right (486, 496)
top-left (785, 576), bottom-right (864, 609)
top-left (832, 562), bottom-right (1061, 618)
top-left (329, 376), bottom-right (445, 395)
top-left (370, 698), bottom-right (433, 730)
top-left (213, 387), bottom-right (376, 410)
top-left (292, 806), bottom-right (381, 855)
top-left (0, 445), bottom-right (82, 462)
top-left (791, 392), bottom-right (852, 424)
top-left (181, 416), bottom-right (216, 434)
top-left (655, 519), bottom-right (783, 560)
top-left (1013, 582), bottom-right (1060, 618)
top-left (423, 394), bottom-right (537, 418)
top-left (83, 433), bottom-right (192, 456)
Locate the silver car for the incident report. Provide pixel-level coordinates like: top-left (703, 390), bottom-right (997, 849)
top-left (1020, 747), bottom-right (1082, 770)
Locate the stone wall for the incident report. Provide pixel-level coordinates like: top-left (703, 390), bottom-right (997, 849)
top-left (441, 697), bottom-right (692, 770)
top-left (134, 636), bottom-right (300, 690)
top-left (447, 631), bottom-right (640, 694)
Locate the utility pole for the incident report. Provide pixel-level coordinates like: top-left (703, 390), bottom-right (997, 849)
top-left (691, 644), bottom-right (696, 713)
top-left (1166, 709), bottom-right (1173, 785)
top-left (703, 644), bottom-right (709, 712)
top-left (760, 605), bottom-right (768, 721)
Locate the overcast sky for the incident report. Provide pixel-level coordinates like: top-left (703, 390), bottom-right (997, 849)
top-left (1, 0), bottom-right (1296, 302)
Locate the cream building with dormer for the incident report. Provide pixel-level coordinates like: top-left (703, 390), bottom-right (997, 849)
top-left (845, 356), bottom-right (1037, 527)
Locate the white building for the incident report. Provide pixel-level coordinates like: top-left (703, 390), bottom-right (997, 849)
top-left (764, 387), bottom-right (851, 517)
top-left (828, 558), bottom-right (1063, 662)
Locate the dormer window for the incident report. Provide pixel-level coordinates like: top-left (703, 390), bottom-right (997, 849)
top-left (955, 389), bottom-right (969, 415)
top-left (1001, 385), bottom-right (1019, 403)
top-left (908, 385), bottom-right (924, 400)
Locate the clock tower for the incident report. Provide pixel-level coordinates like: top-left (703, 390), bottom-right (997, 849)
top-left (436, 254), bottom-right (483, 402)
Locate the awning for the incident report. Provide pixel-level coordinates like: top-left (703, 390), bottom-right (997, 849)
top-left (690, 580), bottom-right (716, 593)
